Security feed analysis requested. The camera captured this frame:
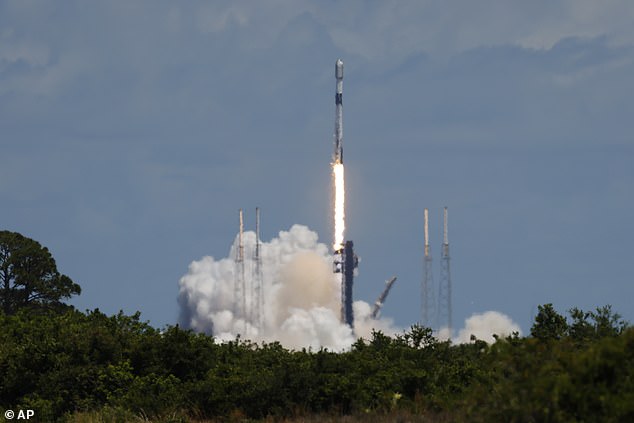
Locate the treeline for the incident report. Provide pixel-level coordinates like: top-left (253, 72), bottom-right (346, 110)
top-left (0, 305), bottom-right (632, 422)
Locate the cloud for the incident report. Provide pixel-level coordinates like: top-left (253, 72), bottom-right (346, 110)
top-left (447, 311), bottom-right (522, 344)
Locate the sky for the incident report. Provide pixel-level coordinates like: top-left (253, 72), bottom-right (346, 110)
top-left (2, 0), bottom-right (633, 336)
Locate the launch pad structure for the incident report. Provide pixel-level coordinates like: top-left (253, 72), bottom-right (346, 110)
top-left (437, 207), bottom-right (452, 332)
top-left (421, 208), bottom-right (435, 328)
top-left (334, 241), bottom-right (358, 327)
top-left (234, 209), bottom-right (246, 334)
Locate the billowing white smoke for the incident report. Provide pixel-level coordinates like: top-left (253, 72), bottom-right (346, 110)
top-left (437, 311), bottom-right (522, 344)
top-left (178, 224), bottom-right (522, 349)
top-left (178, 224), bottom-right (396, 351)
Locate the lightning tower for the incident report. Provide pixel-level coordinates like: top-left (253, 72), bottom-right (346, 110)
top-left (252, 207), bottom-right (264, 330)
top-left (421, 208), bottom-right (435, 329)
top-left (437, 207), bottom-right (452, 332)
top-left (234, 208), bottom-right (247, 334)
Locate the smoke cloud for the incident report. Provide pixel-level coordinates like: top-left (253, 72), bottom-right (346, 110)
top-left (178, 224), bottom-right (522, 349)
top-left (438, 310), bottom-right (522, 344)
top-left (178, 224), bottom-right (397, 350)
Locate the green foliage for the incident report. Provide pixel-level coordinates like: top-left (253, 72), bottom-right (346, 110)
top-left (531, 303), bottom-right (568, 340)
top-left (0, 231), bottom-right (80, 315)
top-left (532, 303), bottom-right (629, 343)
top-left (590, 305), bottom-right (629, 338)
top-left (0, 303), bottom-right (631, 422)
top-left (568, 306), bottom-right (594, 341)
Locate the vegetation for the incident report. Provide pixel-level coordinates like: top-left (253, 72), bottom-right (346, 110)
top-left (0, 231), bottom-right (80, 315)
top-left (1, 232), bottom-right (632, 422)
top-left (1, 306), bottom-right (632, 422)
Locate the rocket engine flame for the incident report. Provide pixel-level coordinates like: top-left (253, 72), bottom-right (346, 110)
top-left (333, 162), bottom-right (345, 251)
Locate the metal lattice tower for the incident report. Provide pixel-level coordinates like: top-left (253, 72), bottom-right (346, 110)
top-left (234, 209), bottom-right (247, 334)
top-left (438, 207), bottom-right (452, 332)
top-left (421, 208), bottom-right (436, 329)
top-left (252, 207), bottom-right (264, 330)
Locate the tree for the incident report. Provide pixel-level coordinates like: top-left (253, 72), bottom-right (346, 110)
top-left (530, 303), bottom-right (568, 340)
top-left (568, 307), bottom-right (594, 341)
top-left (0, 231), bottom-right (80, 315)
top-left (590, 305), bottom-right (628, 337)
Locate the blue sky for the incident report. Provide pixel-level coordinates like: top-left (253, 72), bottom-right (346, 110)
top-left (2, 1), bottom-right (633, 334)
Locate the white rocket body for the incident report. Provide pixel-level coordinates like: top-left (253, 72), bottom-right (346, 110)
top-left (334, 59), bottom-right (344, 164)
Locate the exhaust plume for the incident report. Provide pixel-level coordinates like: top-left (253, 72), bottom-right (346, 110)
top-left (332, 163), bottom-right (345, 251)
top-left (178, 224), bottom-right (396, 350)
top-left (437, 310), bottom-right (522, 344)
top-left (178, 225), bottom-right (522, 349)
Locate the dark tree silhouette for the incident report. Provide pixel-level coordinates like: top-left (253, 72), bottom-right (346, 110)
top-left (530, 303), bottom-right (568, 340)
top-left (0, 230), bottom-right (80, 315)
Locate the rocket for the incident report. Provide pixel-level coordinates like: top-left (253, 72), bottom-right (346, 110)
top-left (333, 59), bottom-right (344, 164)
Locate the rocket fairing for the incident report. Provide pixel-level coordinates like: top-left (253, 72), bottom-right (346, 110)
top-left (333, 59), bottom-right (344, 164)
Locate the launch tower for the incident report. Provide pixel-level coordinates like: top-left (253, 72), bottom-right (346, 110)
top-left (234, 209), bottom-right (247, 334)
top-left (252, 207), bottom-right (264, 330)
top-left (437, 207), bottom-right (452, 332)
top-left (421, 208), bottom-right (435, 329)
